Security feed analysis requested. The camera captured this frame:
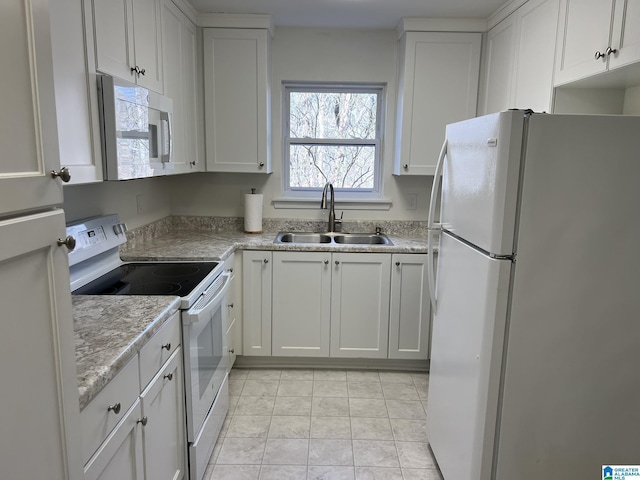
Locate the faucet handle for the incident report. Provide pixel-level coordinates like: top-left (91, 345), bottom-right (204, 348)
top-left (335, 211), bottom-right (344, 232)
top-left (375, 226), bottom-right (383, 234)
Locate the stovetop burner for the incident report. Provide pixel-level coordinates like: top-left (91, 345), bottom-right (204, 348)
top-left (73, 262), bottom-right (219, 297)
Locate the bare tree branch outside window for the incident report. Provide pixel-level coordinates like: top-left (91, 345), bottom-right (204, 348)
top-left (285, 85), bottom-right (382, 193)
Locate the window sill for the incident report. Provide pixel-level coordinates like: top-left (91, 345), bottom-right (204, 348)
top-left (272, 198), bottom-right (393, 211)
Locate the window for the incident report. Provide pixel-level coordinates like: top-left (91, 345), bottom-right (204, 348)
top-left (284, 83), bottom-right (384, 199)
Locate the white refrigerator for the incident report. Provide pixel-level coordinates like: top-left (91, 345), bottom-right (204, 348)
top-left (426, 110), bottom-right (640, 480)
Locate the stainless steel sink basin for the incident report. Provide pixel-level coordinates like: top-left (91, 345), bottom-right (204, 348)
top-left (275, 232), bottom-right (332, 244)
top-left (333, 233), bottom-right (392, 245)
top-left (274, 231), bottom-right (393, 246)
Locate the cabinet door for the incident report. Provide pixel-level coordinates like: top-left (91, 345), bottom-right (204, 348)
top-left (389, 254), bottom-right (431, 360)
top-left (50, 0), bottom-right (103, 184)
top-left (481, 14), bottom-right (517, 115)
top-left (511, 0), bottom-right (560, 112)
top-left (84, 402), bottom-right (145, 480)
top-left (609, 0), bottom-right (640, 70)
top-left (0, 0), bottom-right (64, 216)
top-left (93, 0), bottom-right (136, 82)
top-left (140, 349), bottom-right (185, 480)
top-left (161, 0), bottom-right (186, 174)
top-left (242, 251), bottom-right (272, 355)
top-left (272, 252), bottom-right (332, 357)
top-left (182, 16), bottom-right (202, 171)
top-left (330, 253), bottom-right (391, 358)
top-left (204, 28), bottom-right (271, 173)
top-left (132, 0), bottom-right (164, 92)
top-left (226, 255), bottom-right (239, 368)
top-left (0, 210), bottom-right (82, 479)
top-left (554, 0), bottom-right (615, 85)
top-left (394, 32), bottom-right (481, 175)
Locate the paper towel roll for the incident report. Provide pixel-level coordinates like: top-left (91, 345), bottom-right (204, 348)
top-left (244, 193), bottom-right (263, 233)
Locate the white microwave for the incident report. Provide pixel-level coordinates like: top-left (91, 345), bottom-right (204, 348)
top-left (97, 75), bottom-right (174, 180)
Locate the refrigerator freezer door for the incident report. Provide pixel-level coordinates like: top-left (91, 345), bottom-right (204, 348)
top-left (493, 114), bottom-right (640, 479)
top-left (441, 111), bottom-right (525, 256)
top-left (427, 232), bottom-right (512, 480)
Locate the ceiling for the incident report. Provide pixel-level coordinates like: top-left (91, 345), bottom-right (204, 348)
top-left (187, 0), bottom-right (507, 29)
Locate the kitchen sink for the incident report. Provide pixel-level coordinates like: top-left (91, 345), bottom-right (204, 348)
top-left (333, 233), bottom-right (392, 245)
top-left (275, 232), bottom-right (332, 244)
top-left (274, 231), bottom-right (393, 246)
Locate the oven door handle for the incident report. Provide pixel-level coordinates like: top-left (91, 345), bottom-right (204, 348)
top-left (183, 271), bottom-right (231, 325)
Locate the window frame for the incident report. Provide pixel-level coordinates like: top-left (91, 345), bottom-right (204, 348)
top-left (282, 82), bottom-right (385, 200)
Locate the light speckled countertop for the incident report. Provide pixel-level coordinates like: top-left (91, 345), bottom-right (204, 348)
top-left (73, 295), bottom-right (180, 410)
top-left (120, 229), bottom-right (431, 262)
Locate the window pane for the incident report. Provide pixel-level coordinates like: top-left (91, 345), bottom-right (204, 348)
top-left (289, 91), bottom-right (377, 140)
top-left (289, 144), bottom-right (375, 189)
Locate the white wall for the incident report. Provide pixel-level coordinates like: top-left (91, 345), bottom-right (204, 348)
top-left (169, 27), bottom-right (433, 222)
top-left (63, 177), bottom-right (172, 229)
top-left (623, 84), bottom-right (640, 114)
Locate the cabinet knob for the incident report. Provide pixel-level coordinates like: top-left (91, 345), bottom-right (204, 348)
top-left (324, 260), bottom-right (329, 265)
top-left (138, 67), bottom-right (146, 76)
top-left (163, 372), bottom-right (173, 381)
top-left (595, 50), bottom-right (606, 60)
top-left (396, 261), bottom-right (400, 267)
top-left (403, 164), bottom-right (408, 170)
top-left (264, 258), bottom-right (269, 264)
top-left (228, 303), bottom-right (234, 308)
top-left (229, 348), bottom-right (235, 354)
top-left (161, 343), bottom-right (171, 351)
top-left (51, 166), bottom-right (71, 182)
top-left (107, 403), bottom-right (121, 415)
top-left (259, 162), bottom-right (265, 168)
top-left (227, 268), bottom-right (233, 273)
top-left (335, 260), bottom-right (340, 265)
top-left (57, 235), bottom-right (76, 251)
top-left (190, 161), bottom-right (196, 166)
top-left (137, 416), bottom-right (148, 426)
top-left (605, 46), bottom-right (617, 56)
top-left (130, 66), bottom-right (140, 75)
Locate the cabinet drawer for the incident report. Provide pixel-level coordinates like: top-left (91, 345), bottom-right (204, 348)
top-left (81, 355), bottom-right (141, 465)
top-left (139, 312), bottom-right (181, 388)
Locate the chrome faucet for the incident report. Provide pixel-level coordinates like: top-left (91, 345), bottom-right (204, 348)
top-left (320, 182), bottom-right (336, 232)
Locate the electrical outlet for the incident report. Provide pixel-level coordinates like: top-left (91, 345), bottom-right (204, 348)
top-left (406, 193), bottom-right (418, 210)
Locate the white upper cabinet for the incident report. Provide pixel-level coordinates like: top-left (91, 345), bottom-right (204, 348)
top-left (481, 14), bottom-right (517, 114)
top-left (394, 32), bottom-right (481, 175)
top-left (0, 0), bottom-right (65, 216)
top-left (481, 0), bottom-right (560, 114)
top-left (554, 0), bottom-right (640, 85)
top-left (203, 28), bottom-right (272, 173)
top-left (50, 0), bottom-right (104, 184)
top-left (92, 0), bottom-right (164, 92)
top-left (161, 0), bottom-right (201, 174)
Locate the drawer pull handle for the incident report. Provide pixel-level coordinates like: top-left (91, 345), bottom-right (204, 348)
top-left (164, 373), bottom-right (173, 381)
top-left (137, 416), bottom-right (148, 426)
top-left (107, 403), bottom-right (121, 415)
top-left (161, 343), bottom-right (171, 351)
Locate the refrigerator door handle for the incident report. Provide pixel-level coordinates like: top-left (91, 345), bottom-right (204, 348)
top-left (427, 139), bottom-right (447, 313)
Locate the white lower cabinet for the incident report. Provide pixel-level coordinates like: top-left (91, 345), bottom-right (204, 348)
top-left (84, 401), bottom-right (145, 480)
top-left (225, 253), bottom-right (241, 369)
top-left (140, 349), bottom-right (185, 480)
top-left (244, 250), bottom-right (430, 360)
top-left (82, 315), bottom-right (185, 480)
top-left (389, 254), bottom-right (431, 360)
top-left (272, 251), bottom-right (332, 357)
top-left (242, 251), bottom-right (273, 355)
top-left (330, 253), bottom-right (391, 358)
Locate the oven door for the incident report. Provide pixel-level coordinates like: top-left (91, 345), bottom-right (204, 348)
top-left (182, 271), bottom-right (230, 441)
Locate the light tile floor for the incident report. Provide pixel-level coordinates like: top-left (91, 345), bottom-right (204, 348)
top-left (204, 368), bottom-right (444, 480)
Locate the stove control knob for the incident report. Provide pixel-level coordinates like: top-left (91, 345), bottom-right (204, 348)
top-left (57, 235), bottom-right (76, 251)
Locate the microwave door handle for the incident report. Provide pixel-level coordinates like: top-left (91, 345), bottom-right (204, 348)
top-left (184, 272), bottom-right (231, 324)
top-left (160, 111), bottom-right (171, 163)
